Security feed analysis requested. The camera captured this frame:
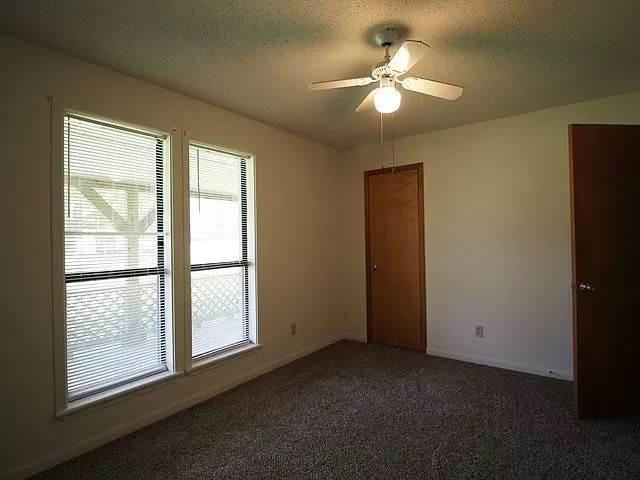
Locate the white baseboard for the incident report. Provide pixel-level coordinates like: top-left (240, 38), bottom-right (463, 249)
top-left (337, 335), bottom-right (572, 381)
top-left (4, 334), bottom-right (350, 480)
top-left (341, 332), bottom-right (367, 343)
top-left (426, 347), bottom-right (573, 381)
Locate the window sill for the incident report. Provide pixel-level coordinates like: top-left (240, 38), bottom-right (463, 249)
top-left (57, 370), bottom-right (184, 419)
top-left (188, 342), bottom-right (263, 375)
top-left (55, 344), bottom-right (263, 417)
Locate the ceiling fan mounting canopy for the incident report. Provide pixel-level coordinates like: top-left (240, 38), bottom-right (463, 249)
top-left (373, 26), bottom-right (401, 48)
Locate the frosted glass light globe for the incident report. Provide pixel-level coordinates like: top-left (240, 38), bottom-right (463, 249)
top-left (374, 86), bottom-right (401, 113)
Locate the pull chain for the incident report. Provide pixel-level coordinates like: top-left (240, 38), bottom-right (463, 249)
top-left (391, 111), bottom-right (395, 173)
top-left (380, 111), bottom-right (384, 170)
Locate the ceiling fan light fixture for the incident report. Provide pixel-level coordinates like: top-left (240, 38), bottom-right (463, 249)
top-left (374, 86), bottom-right (401, 113)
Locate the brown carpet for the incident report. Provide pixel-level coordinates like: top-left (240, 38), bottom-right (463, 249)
top-left (32, 340), bottom-right (640, 479)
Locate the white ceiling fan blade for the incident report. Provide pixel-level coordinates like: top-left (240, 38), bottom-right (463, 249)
top-left (309, 77), bottom-right (374, 91)
top-left (387, 40), bottom-right (430, 75)
top-left (355, 88), bottom-right (380, 112)
top-left (401, 76), bottom-right (463, 100)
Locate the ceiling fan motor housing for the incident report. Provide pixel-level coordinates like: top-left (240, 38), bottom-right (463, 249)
top-left (371, 62), bottom-right (389, 80)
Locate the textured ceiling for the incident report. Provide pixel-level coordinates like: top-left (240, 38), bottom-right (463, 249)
top-left (2, 0), bottom-right (640, 148)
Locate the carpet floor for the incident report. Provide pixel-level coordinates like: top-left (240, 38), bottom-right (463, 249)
top-left (33, 340), bottom-right (640, 479)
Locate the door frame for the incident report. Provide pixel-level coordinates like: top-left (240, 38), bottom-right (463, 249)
top-left (364, 162), bottom-right (427, 351)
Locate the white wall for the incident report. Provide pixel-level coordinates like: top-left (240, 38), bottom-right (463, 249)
top-left (339, 91), bottom-right (640, 380)
top-left (0, 35), bottom-right (345, 479)
top-left (3, 30), bottom-right (640, 480)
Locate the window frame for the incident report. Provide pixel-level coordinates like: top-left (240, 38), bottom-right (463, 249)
top-left (50, 107), bottom-right (259, 416)
top-left (52, 107), bottom-right (178, 415)
top-left (183, 139), bottom-right (259, 370)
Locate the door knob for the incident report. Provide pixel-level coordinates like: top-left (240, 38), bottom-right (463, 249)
top-left (576, 282), bottom-right (595, 292)
top-left (370, 264), bottom-right (377, 272)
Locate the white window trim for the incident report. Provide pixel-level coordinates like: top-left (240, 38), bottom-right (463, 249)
top-left (57, 371), bottom-right (184, 419)
top-left (189, 342), bottom-right (263, 375)
top-left (182, 136), bottom-right (259, 373)
top-left (50, 103), bottom-right (179, 417)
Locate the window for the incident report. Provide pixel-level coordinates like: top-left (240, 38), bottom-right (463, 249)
top-left (188, 143), bottom-right (256, 360)
top-left (63, 114), bottom-right (171, 402)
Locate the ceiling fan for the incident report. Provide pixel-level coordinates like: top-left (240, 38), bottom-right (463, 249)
top-left (308, 27), bottom-right (463, 114)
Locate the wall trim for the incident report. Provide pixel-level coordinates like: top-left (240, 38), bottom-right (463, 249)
top-left (341, 332), bottom-right (367, 343)
top-left (4, 335), bottom-right (354, 480)
top-left (426, 347), bottom-right (573, 381)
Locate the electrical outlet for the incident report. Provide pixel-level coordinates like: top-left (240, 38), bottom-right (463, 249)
top-left (290, 323), bottom-right (297, 336)
top-left (475, 325), bottom-right (484, 338)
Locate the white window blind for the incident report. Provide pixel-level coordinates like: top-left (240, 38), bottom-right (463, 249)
top-left (63, 114), bottom-right (170, 402)
top-left (189, 144), bottom-right (253, 358)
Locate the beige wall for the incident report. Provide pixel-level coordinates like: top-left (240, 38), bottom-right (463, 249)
top-left (339, 91), bottom-right (640, 379)
top-left (0, 35), bottom-right (344, 479)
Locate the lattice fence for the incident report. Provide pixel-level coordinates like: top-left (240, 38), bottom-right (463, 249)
top-left (66, 273), bottom-right (242, 348)
top-left (191, 272), bottom-right (242, 328)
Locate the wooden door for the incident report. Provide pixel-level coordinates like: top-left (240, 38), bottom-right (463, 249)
top-left (365, 163), bottom-right (426, 351)
top-left (570, 124), bottom-right (640, 418)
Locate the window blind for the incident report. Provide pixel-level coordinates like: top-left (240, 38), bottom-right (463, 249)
top-left (189, 144), bottom-right (251, 358)
top-left (63, 114), bottom-right (169, 401)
